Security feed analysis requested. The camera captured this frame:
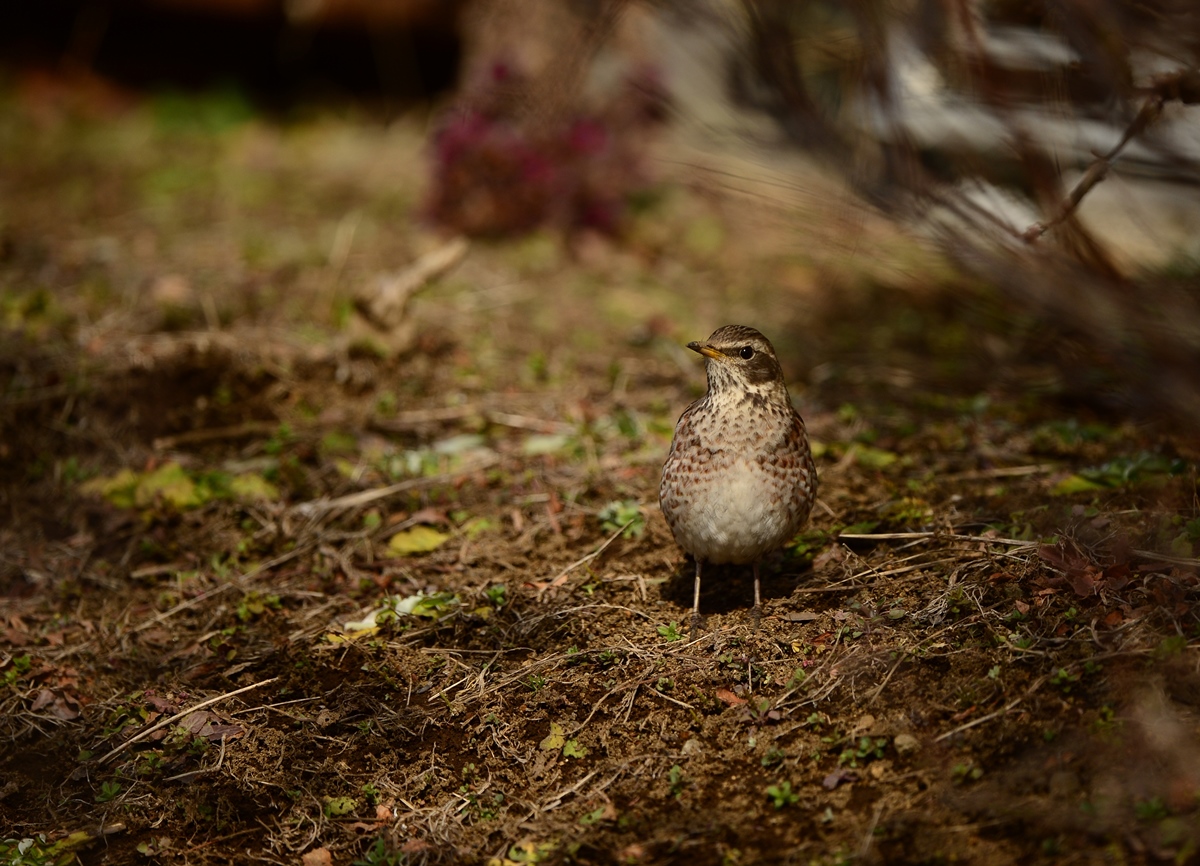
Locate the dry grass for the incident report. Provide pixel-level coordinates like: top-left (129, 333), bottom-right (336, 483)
top-left (1, 81), bottom-right (1199, 866)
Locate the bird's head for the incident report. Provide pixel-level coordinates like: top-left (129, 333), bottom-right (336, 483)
top-left (687, 325), bottom-right (789, 401)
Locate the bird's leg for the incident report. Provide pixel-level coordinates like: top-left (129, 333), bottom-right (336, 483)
top-left (690, 559), bottom-right (704, 633)
top-left (751, 561), bottom-right (762, 631)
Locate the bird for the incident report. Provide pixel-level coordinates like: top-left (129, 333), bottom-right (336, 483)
top-left (659, 325), bottom-right (817, 630)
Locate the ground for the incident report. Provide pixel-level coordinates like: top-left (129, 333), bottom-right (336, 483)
top-left (2, 82), bottom-right (1200, 866)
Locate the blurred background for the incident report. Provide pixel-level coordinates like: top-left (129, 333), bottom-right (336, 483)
top-left (4, 5), bottom-right (1200, 862)
top-left (3, 0), bottom-right (1200, 420)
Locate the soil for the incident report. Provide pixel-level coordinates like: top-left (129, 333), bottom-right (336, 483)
top-left (2, 81), bottom-right (1200, 866)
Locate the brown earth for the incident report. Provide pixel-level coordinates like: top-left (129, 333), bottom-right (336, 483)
top-left (2, 81), bottom-right (1200, 866)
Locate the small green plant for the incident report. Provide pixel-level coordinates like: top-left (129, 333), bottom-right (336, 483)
top-left (236, 591), bottom-right (281, 621)
top-left (460, 787), bottom-right (506, 821)
top-left (761, 746), bottom-right (786, 767)
top-left (324, 796), bottom-right (357, 817)
top-left (951, 762), bottom-right (984, 784)
top-left (95, 780), bottom-right (122, 803)
top-left (578, 806), bottom-right (607, 826)
top-left (3, 654), bottom-right (32, 687)
top-left (1050, 667), bottom-right (1079, 693)
top-left (765, 781), bottom-right (799, 809)
top-left (1154, 635), bottom-right (1188, 659)
top-left (1091, 705), bottom-right (1120, 736)
top-left (479, 791), bottom-right (505, 820)
top-left (2, 836), bottom-right (45, 866)
top-left (361, 782), bottom-right (380, 806)
top-left (838, 736), bottom-right (887, 767)
top-left (1135, 797), bottom-right (1169, 821)
top-left (485, 584), bottom-right (508, 608)
top-left (1, 833), bottom-right (93, 866)
top-left (562, 739), bottom-right (588, 759)
top-left (657, 621), bottom-right (683, 642)
top-left (135, 752), bottom-right (164, 776)
top-left (354, 837), bottom-right (405, 866)
top-left (833, 624), bottom-right (863, 642)
top-left (1080, 454), bottom-right (1186, 488)
top-left (667, 764), bottom-right (686, 799)
top-left (263, 424), bottom-right (295, 456)
top-left (802, 712), bottom-right (825, 730)
top-left (598, 500), bottom-right (646, 538)
top-left (747, 697), bottom-right (775, 721)
top-left (1007, 632), bottom-right (1035, 650)
top-left (525, 674), bottom-right (546, 692)
top-left (789, 528), bottom-right (833, 561)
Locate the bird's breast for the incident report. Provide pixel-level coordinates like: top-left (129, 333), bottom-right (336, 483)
top-left (659, 396), bottom-right (816, 564)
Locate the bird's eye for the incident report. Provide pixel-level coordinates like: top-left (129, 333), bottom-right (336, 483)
top-left (739, 346), bottom-right (755, 359)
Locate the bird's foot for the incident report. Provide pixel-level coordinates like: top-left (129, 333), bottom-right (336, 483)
top-left (690, 611), bottom-right (705, 635)
top-left (750, 603), bottom-right (762, 631)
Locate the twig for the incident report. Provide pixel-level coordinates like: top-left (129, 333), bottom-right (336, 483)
top-left (933, 672), bottom-right (1049, 743)
top-left (866, 653), bottom-right (907, 706)
top-left (540, 770), bottom-right (600, 812)
top-left (1022, 94), bottom-right (1164, 243)
top-left (518, 603), bottom-right (652, 628)
top-left (932, 696), bottom-right (1024, 743)
top-left (858, 802), bottom-right (885, 860)
top-left (133, 546), bottom-right (309, 632)
top-left (180, 827), bottom-right (260, 854)
top-left (290, 455), bottom-right (498, 519)
top-left (621, 685), bottom-right (639, 725)
top-left (132, 586), bottom-right (235, 633)
top-left (484, 411), bottom-right (573, 435)
top-left (844, 533), bottom-right (1200, 568)
top-left (849, 556), bottom-right (966, 582)
top-left (1131, 549), bottom-right (1200, 568)
top-left (535, 520), bottom-right (634, 599)
top-left (839, 532), bottom-right (1035, 547)
top-left (355, 237), bottom-right (468, 329)
top-left (153, 421), bottom-right (281, 451)
top-left (568, 684), bottom-right (624, 736)
top-left (228, 695), bottom-right (320, 715)
top-left (428, 675), bottom-right (470, 704)
top-left (98, 678), bottom-right (279, 764)
top-left (370, 406), bottom-right (572, 435)
top-left (650, 690), bottom-right (695, 711)
top-left (941, 464), bottom-right (1059, 481)
top-left (370, 405), bottom-right (477, 428)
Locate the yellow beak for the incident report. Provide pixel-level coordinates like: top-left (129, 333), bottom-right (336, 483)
top-left (687, 341), bottom-right (722, 360)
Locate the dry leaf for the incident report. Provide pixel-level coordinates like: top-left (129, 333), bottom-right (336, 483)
top-left (387, 526), bottom-right (450, 556)
top-left (715, 688), bottom-right (746, 706)
top-left (540, 722), bottom-right (565, 751)
top-left (823, 767), bottom-right (858, 789)
top-left (301, 848), bottom-right (333, 866)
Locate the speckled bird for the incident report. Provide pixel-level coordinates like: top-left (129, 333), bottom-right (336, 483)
top-left (660, 325), bottom-right (817, 629)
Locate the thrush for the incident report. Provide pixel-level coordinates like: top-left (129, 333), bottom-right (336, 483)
top-left (659, 325), bottom-right (817, 630)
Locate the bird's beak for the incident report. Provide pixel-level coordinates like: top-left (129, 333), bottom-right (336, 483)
top-left (687, 341), bottom-right (723, 361)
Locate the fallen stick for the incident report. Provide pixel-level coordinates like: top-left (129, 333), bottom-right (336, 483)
top-left (98, 677), bottom-right (279, 765)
